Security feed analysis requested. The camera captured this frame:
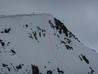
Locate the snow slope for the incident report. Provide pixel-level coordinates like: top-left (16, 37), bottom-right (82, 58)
top-left (0, 14), bottom-right (98, 74)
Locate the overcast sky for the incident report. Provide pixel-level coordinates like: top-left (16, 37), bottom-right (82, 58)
top-left (0, 0), bottom-right (98, 51)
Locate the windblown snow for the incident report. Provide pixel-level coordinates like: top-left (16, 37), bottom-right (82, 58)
top-left (0, 14), bottom-right (98, 74)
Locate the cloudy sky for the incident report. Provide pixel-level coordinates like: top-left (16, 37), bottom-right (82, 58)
top-left (0, 0), bottom-right (98, 51)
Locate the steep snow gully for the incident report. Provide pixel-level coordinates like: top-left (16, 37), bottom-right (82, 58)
top-left (0, 14), bottom-right (98, 74)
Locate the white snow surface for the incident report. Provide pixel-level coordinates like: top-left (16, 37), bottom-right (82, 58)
top-left (0, 14), bottom-right (98, 74)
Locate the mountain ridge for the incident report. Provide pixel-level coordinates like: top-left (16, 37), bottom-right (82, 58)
top-left (0, 13), bottom-right (98, 74)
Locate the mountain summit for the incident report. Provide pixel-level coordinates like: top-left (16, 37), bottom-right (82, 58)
top-left (0, 14), bottom-right (98, 74)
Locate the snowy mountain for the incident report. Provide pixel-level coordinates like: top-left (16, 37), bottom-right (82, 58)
top-left (0, 14), bottom-right (98, 74)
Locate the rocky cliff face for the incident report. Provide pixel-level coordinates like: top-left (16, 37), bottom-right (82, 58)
top-left (0, 14), bottom-right (98, 74)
